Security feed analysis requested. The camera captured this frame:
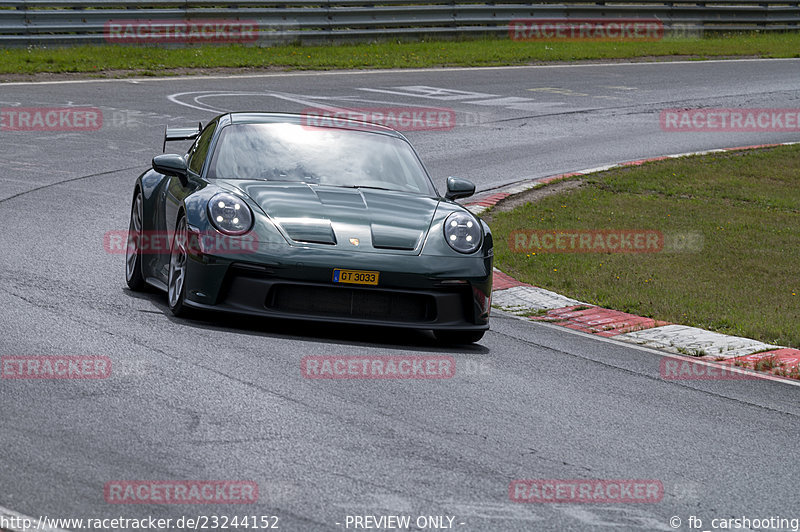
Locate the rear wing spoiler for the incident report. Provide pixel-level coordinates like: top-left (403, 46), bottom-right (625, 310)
top-left (163, 122), bottom-right (202, 152)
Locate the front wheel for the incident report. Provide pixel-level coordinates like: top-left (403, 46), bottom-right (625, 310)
top-left (125, 190), bottom-right (146, 291)
top-left (167, 215), bottom-right (192, 317)
top-left (434, 330), bottom-right (485, 345)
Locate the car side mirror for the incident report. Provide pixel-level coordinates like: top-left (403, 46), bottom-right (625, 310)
top-left (445, 176), bottom-right (476, 200)
top-left (153, 154), bottom-right (188, 185)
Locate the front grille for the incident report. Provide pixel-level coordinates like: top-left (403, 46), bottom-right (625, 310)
top-left (266, 284), bottom-right (435, 323)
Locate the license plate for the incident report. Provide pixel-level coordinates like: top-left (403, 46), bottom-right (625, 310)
top-left (332, 269), bottom-right (379, 286)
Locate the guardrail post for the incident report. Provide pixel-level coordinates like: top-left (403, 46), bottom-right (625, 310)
top-left (18, 0), bottom-right (28, 45)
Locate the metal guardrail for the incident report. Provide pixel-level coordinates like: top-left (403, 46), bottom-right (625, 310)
top-left (0, 0), bottom-right (798, 45)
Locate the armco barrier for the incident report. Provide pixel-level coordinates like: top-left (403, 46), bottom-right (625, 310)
top-left (0, 0), bottom-right (798, 46)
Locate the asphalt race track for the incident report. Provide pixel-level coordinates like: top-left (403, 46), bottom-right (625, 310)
top-left (1, 59), bottom-right (799, 531)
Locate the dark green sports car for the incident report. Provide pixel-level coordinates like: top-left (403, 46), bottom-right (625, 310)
top-left (125, 112), bottom-right (492, 343)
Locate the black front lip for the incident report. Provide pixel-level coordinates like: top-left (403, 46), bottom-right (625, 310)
top-left (184, 271), bottom-right (489, 331)
top-left (183, 298), bottom-right (490, 332)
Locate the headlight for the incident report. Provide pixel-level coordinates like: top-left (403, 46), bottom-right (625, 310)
top-left (444, 212), bottom-right (482, 254)
top-left (208, 192), bottom-right (253, 235)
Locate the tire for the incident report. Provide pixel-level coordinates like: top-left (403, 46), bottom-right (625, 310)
top-left (167, 214), bottom-right (192, 317)
top-left (434, 330), bottom-right (485, 345)
top-left (125, 190), bottom-right (146, 291)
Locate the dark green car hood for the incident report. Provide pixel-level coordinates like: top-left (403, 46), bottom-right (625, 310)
top-left (223, 181), bottom-right (441, 254)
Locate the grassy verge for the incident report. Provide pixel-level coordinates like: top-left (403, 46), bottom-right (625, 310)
top-left (2, 32), bottom-right (800, 76)
top-left (485, 144), bottom-right (800, 348)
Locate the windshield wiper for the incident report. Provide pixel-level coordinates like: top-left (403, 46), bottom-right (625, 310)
top-left (346, 185), bottom-right (394, 191)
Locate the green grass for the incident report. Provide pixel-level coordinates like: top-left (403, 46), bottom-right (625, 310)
top-left (486, 145), bottom-right (800, 348)
top-left (2, 32), bottom-right (800, 76)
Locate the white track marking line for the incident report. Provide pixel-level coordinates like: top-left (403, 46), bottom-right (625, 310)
top-left (494, 310), bottom-right (800, 388)
top-left (2, 58), bottom-right (799, 87)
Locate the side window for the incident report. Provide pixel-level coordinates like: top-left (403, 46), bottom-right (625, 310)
top-left (187, 122), bottom-right (217, 176)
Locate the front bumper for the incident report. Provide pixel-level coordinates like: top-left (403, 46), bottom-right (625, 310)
top-left (181, 247), bottom-right (492, 331)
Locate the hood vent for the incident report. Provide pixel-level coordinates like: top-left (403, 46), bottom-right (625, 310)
top-left (370, 223), bottom-right (421, 250)
top-left (277, 217), bottom-right (336, 245)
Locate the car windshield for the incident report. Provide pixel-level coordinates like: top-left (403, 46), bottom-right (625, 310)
top-left (207, 122), bottom-right (436, 195)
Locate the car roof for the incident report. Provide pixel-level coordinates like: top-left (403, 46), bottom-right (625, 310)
top-left (223, 112), bottom-right (406, 138)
